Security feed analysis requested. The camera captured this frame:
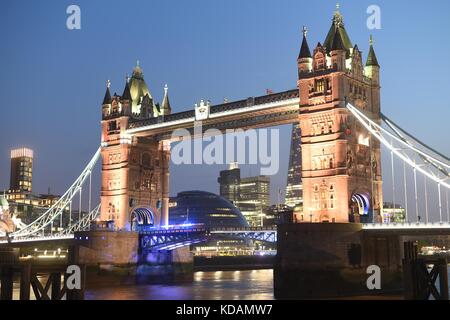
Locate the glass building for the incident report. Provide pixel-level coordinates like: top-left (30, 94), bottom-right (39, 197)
top-left (169, 190), bottom-right (249, 228)
top-left (236, 176), bottom-right (270, 227)
top-left (285, 123), bottom-right (303, 209)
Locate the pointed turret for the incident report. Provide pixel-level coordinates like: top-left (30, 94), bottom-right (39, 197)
top-left (365, 35), bottom-right (380, 83)
top-left (298, 26), bottom-right (313, 74)
top-left (298, 26), bottom-right (312, 59)
top-left (160, 84), bottom-right (172, 115)
top-left (102, 80), bottom-right (112, 105)
top-left (120, 75), bottom-right (132, 115)
top-left (122, 75), bottom-right (132, 100)
top-left (330, 28), bottom-right (346, 51)
top-left (323, 4), bottom-right (352, 53)
top-left (366, 35), bottom-right (380, 67)
top-left (101, 80), bottom-right (113, 119)
top-left (330, 28), bottom-right (347, 71)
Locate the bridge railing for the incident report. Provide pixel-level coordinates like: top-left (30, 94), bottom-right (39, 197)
top-left (363, 222), bottom-right (450, 230)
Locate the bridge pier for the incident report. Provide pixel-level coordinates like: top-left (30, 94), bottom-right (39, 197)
top-left (74, 230), bottom-right (194, 285)
top-left (137, 246), bottom-right (194, 283)
top-left (274, 223), bottom-right (403, 299)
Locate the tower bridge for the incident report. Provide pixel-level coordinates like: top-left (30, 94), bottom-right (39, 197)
top-left (0, 6), bottom-right (449, 249)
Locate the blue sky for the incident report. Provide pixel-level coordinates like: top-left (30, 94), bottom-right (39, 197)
top-left (0, 0), bottom-right (449, 208)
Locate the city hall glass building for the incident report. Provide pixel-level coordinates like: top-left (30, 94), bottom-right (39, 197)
top-left (169, 191), bottom-right (249, 228)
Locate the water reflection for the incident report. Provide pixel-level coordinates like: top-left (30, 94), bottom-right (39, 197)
top-left (85, 269), bottom-right (274, 300)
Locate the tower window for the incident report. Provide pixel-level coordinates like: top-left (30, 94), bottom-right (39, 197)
top-left (315, 79), bottom-right (325, 93)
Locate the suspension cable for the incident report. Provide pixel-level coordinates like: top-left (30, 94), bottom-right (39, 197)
top-left (403, 161), bottom-right (408, 222)
top-left (424, 176), bottom-right (429, 224)
top-left (413, 162), bottom-right (419, 223)
top-left (10, 147), bottom-right (100, 238)
top-left (438, 183), bottom-right (443, 223)
top-left (346, 104), bottom-right (450, 189)
top-left (381, 113), bottom-right (450, 163)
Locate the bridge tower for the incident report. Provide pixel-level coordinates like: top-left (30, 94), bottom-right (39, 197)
top-left (298, 8), bottom-right (383, 223)
top-left (100, 63), bottom-right (171, 230)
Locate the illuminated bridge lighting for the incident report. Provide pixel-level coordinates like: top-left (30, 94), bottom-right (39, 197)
top-left (363, 222), bottom-right (450, 230)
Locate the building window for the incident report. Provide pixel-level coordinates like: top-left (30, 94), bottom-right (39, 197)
top-left (315, 79), bottom-right (325, 93)
top-left (328, 121), bottom-right (333, 133)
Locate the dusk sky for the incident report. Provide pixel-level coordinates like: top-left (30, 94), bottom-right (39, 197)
top-left (1, 0), bottom-right (449, 208)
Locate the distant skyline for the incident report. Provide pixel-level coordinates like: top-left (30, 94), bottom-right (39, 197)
top-left (1, 0), bottom-right (449, 207)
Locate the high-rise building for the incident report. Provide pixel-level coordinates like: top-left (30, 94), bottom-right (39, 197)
top-left (218, 165), bottom-right (271, 227)
top-left (4, 148), bottom-right (61, 224)
top-left (218, 162), bottom-right (240, 205)
top-left (285, 123), bottom-right (303, 209)
top-left (10, 148), bottom-right (33, 193)
top-left (236, 176), bottom-right (270, 227)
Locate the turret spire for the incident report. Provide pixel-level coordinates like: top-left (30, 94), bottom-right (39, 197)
top-left (122, 75), bottom-right (132, 100)
top-left (298, 26), bottom-right (312, 59)
top-left (330, 28), bottom-right (346, 51)
top-left (324, 4), bottom-right (352, 52)
top-left (161, 84), bottom-right (171, 115)
top-left (366, 35), bottom-right (380, 67)
top-left (102, 79), bottom-right (112, 105)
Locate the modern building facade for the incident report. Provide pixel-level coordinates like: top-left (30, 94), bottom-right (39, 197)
top-left (285, 123), bottom-right (303, 209)
top-left (297, 7), bottom-right (383, 223)
top-left (217, 162), bottom-right (240, 205)
top-left (169, 190), bottom-right (249, 228)
top-left (235, 176), bottom-right (270, 227)
top-left (218, 165), bottom-right (270, 227)
top-left (9, 148), bottom-right (33, 193)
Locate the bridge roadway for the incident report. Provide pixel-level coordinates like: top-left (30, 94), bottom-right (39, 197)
top-left (126, 89), bottom-right (300, 139)
top-left (1, 223), bottom-right (450, 247)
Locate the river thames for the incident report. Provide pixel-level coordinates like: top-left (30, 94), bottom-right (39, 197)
top-left (8, 267), bottom-right (450, 300)
top-left (86, 269), bottom-right (274, 300)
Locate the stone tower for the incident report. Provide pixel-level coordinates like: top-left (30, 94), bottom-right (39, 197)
top-left (100, 63), bottom-right (172, 230)
top-left (298, 7), bottom-right (383, 223)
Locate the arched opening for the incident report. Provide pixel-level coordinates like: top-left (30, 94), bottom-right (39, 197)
top-left (130, 207), bottom-right (155, 231)
top-left (350, 193), bottom-right (370, 218)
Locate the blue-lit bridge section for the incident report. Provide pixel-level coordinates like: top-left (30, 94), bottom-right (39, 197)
top-left (138, 226), bottom-right (277, 250)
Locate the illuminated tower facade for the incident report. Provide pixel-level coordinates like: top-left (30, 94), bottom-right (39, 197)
top-left (100, 63), bottom-right (172, 230)
top-left (298, 7), bottom-right (383, 223)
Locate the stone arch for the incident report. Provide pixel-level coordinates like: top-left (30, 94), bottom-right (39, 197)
top-left (130, 206), bottom-right (157, 231)
top-left (350, 192), bottom-right (370, 217)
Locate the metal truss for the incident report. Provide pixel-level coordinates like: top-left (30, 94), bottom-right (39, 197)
top-left (210, 230), bottom-right (277, 243)
top-left (140, 230), bottom-right (206, 250)
top-left (9, 148), bottom-right (101, 239)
